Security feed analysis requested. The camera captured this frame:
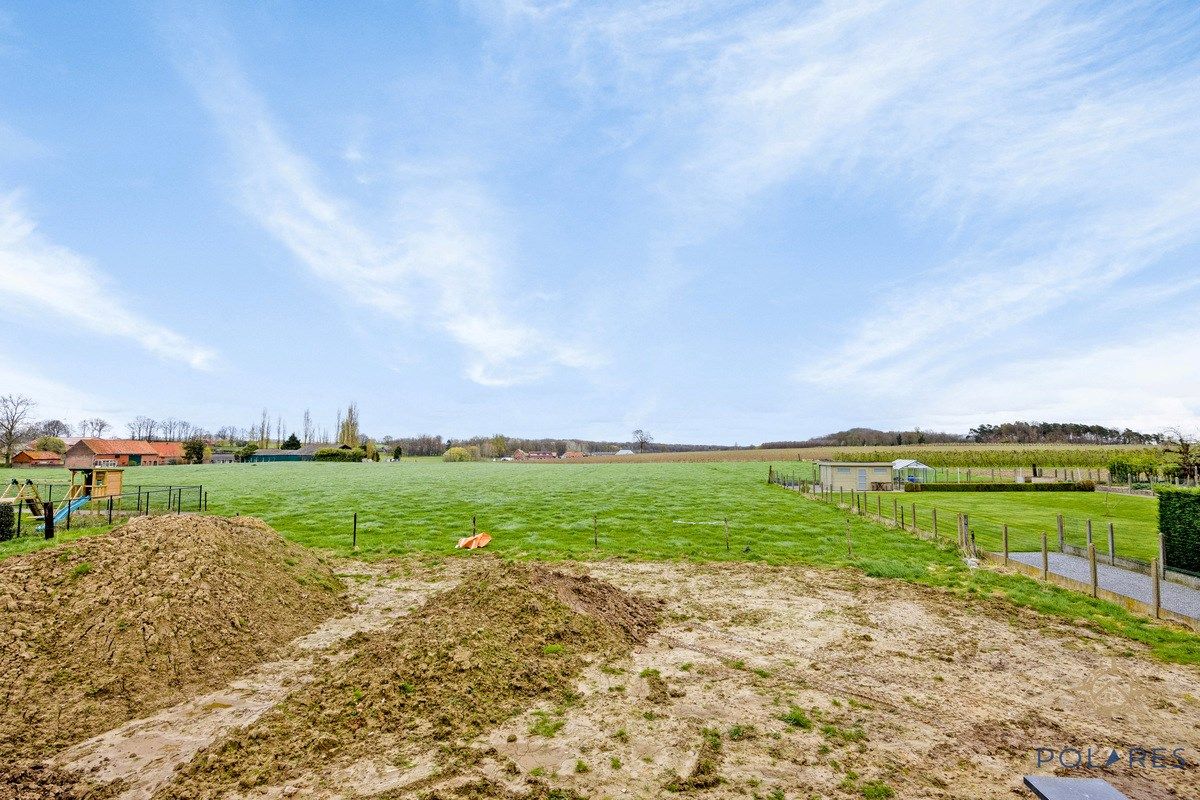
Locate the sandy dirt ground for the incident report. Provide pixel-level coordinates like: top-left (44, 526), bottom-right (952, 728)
top-left (50, 560), bottom-right (463, 800)
top-left (30, 558), bottom-right (1200, 800)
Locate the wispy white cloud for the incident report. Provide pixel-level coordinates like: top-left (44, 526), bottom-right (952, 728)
top-left (0, 193), bottom-right (217, 370)
top-left (479, 0), bottom-right (1200, 422)
top-left (166, 15), bottom-right (598, 387)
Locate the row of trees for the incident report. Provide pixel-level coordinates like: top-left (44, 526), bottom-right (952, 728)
top-left (968, 422), bottom-right (1157, 445)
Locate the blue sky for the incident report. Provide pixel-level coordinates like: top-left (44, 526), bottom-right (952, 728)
top-left (2, 1), bottom-right (1199, 443)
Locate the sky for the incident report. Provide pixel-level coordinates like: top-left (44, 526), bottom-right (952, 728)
top-left (2, 0), bottom-right (1199, 444)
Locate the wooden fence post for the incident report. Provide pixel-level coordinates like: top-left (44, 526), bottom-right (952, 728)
top-left (1086, 519), bottom-right (1093, 549)
top-left (352, 512), bottom-right (358, 550)
top-left (1003, 525), bottom-right (1009, 565)
top-left (932, 508), bottom-right (938, 541)
top-left (911, 503), bottom-right (917, 533)
top-left (1041, 532), bottom-right (1049, 580)
top-left (1159, 533), bottom-right (1166, 577)
top-left (1107, 522), bottom-right (1115, 566)
top-left (1151, 558), bottom-right (1162, 619)
top-left (1057, 514), bottom-right (1065, 551)
top-left (1088, 543), bottom-right (1098, 598)
top-left (44, 502), bottom-right (54, 540)
top-left (846, 519), bottom-right (852, 558)
top-left (962, 513), bottom-right (970, 548)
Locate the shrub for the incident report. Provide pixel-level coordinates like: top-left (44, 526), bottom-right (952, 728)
top-left (313, 447), bottom-right (366, 462)
top-left (0, 503), bottom-right (14, 542)
top-left (34, 435), bottom-right (66, 455)
top-left (442, 446), bottom-right (478, 462)
top-left (1157, 485), bottom-right (1200, 576)
top-left (902, 481), bottom-right (1095, 492)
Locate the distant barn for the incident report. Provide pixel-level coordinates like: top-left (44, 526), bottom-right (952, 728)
top-left (12, 450), bottom-right (64, 468)
top-left (65, 439), bottom-right (169, 469)
top-left (248, 443), bottom-right (351, 463)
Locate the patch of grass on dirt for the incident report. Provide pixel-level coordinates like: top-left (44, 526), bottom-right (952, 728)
top-left (159, 562), bottom-right (657, 797)
top-left (780, 707), bottom-right (813, 730)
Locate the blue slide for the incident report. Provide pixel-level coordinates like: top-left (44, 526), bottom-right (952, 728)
top-left (37, 496), bottom-right (90, 530)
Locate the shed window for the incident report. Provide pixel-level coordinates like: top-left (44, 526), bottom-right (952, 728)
top-left (837, 467), bottom-right (850, 474)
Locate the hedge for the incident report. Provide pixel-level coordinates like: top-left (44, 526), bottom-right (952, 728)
top-left (1157, 485), bottom-right (1200, 576)
top-left (313, 447), bottom-right (366, 462)
top-left (903, 481), bottom-right (1096, 492)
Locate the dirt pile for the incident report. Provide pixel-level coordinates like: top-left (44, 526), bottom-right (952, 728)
top-left (159, 561), bottom-right (660, 797)
top-left (0, 514), bottom-right (347, 763)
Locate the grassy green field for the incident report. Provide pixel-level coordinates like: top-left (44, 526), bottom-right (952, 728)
top-left (857, 490), bottom-right (1159, 561)
top-left (1, 460), bottom-right (1195, 663)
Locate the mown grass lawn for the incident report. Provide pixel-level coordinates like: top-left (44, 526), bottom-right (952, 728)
top-left (2, 460), bottom-right (1195, 664)
top-left (858, 489), bottom-right (1158, 561)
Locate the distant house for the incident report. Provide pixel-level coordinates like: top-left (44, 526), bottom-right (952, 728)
top-left (149, 441), bottom-right (186, 465)
top-left (612, 449), bottom-right (635, 456)
top-left (210, 453), bottom-right (236, 464)
top-left (816, 460), bottom-right (896, 491)
top-left (12, 450), bottom-right (64, 468)
top-left (560, 450), bottom-right (587, 459)
top-left (65, 439), bottom-right (166, 469)
top-left (513, 449), bottom-right (556, 461)
top-left (248, 443), bottom-right (350, 463)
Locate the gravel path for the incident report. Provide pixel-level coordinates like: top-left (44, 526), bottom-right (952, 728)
top-left (1009, 551), bottom-right (1200, 620)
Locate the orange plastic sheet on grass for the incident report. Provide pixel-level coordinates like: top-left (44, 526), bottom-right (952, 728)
top-left (456, 532), bottom-right (492, 550)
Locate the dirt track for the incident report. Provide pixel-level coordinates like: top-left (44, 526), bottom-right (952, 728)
top-left (10, 555), bottom-right (1200, 800)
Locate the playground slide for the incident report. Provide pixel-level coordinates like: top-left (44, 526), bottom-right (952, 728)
top-left (36, 496), bottom-right (91, 530)
top-left (55, 496), bottom-right (90, 523)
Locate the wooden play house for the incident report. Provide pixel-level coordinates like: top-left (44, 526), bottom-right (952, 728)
top-left (65, 467), bottom-right (124, 501)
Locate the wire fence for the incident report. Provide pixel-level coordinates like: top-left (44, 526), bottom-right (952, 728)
top-left (7, 484), bottom-right (209, 538)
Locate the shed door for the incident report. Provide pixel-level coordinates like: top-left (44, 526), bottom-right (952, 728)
top-left (857, 468), bottom-right (868, 490)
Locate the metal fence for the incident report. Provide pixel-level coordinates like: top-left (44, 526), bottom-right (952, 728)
top-left (9, 484), bottom-right (209, 538)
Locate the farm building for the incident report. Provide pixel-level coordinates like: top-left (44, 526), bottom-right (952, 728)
top-left (892, 459), bottom-right (935, 484)
top-left (248, 443), bottom-right (351, 463)
top-left (613, 449), bottom-right (635, 456)
top-left (149, 441), bottom-right (186, 465)
top-left (816, 461), bottom-right (896, 491)
top-left (560, 450), bottom-right (587, 459)
top-left (65, 439), bottom-right (168, 469)
top-left (12, 450), bottom-right (64, 467)
top-left (513, 449), bottom-right (557, 461)
top-left (209, 453), bottom-right (236, 464)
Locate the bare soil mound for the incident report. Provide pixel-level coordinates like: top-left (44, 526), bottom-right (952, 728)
top-left (158, 561), bottom-right (660, 797)
top-left (0, 514), bottom-right (347, 764)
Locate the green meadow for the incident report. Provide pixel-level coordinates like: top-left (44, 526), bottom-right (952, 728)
top-left (857, 489), bottom-right (1159, 561)
top-left (2, 459), bottom-right (1195, 663)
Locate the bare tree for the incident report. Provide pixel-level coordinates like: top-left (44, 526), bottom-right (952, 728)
top-left (632, 429), bottom-right (653, 453)
top-left (259, 408), bottom-right (270, 448)
top-left (339, 403), bottom-right (361, 447)
top-left (78, 417), bottom-right (111, 437)
top-left (0, 395), bottom-right (36, 466)
top-left (36, 419), bottom-right (72, 438)
top-left (302, 409), bottom-right (314, 444)
top-left (126, 416), bottom-right (157, 440)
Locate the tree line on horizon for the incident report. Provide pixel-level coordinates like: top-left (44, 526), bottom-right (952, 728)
top-left (0, 391), bottom-right (1179, 467)
top-left (763, 422), bottom-right (1160, 449)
